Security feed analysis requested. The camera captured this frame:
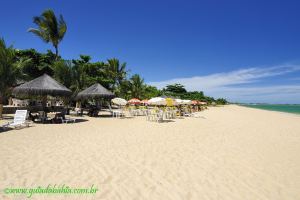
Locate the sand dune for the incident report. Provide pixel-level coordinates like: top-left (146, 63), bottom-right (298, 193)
top-left (0, 105), bottom-right (300, 200)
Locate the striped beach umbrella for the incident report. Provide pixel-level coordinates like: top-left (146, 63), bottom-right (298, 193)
top-left (191, 100), bottom-right (199, 105)
top-left (141, 99), bottom-right (149, 105)
top-left (128, 98), bottom-right (141, 105)
top-left (199, 101), bottom-right (207, 105)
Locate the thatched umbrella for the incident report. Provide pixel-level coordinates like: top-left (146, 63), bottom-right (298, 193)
top-left (76, 83), bottom-right (114, 115)
top-left (12, 74), bottom-right (72, 110)
top-left (13, 74), bottom-right (72, 97)
top-left (76, 83), bottom-right (114, 100)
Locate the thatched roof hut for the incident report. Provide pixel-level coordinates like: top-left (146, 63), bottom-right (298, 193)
top-left (76, 83), bottom-right (114, 100)
top-left (12, 74), bottom-right (72, 97)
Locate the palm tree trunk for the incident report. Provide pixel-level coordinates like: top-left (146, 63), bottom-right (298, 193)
top-left (54, 45), bottom-right (59, 60)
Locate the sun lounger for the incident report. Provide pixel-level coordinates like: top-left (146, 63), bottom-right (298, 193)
top-left (1, 123), bottom-right (9, 130)
top-left (57, 116), bottom-right (76, 123)
top-left (6, 110), bottom-right (30, 129)
top-left (51, 111), bottom-right (76, 124)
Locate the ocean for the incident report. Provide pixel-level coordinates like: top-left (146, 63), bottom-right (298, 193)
top-left (241, 104), bottom-right (300, 115)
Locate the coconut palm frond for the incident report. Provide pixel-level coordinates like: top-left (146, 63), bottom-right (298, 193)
top-left (58, 15), bottom-right (67, 41)
top-left (28, 9), bottom-right (67, 59)
top-left (27, 28), bottom-right (50, 43)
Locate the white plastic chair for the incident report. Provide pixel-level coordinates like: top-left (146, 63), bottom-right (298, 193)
top-left (6, 110), bottom-right (30, 129)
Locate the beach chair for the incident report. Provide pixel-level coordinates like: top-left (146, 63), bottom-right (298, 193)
top-left (6, 110), bottom-right (30, 129)
top-left (108, 104), bottom-right (124, 118)
top-left (145, 109), bottom-right (152, 121)
top-left (57, 116), bottom-right (76, 123)
top-left (52, 111), bottom-right (76, 124)
top-left (147, 109), bottom-right (163, 122)
top-left (113, 110), bottom-right (124, 118)
top-left (74, 107), bottom-right (83, 116)
top-left (129, 108), bottom-right (138, 117)
top-left (1, 122), bottom-right (9, 130)
top-left (157, 110), bottom-right (164, 122)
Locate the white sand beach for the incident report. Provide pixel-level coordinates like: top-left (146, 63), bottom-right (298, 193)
top-left (1, 105), bottom-right (300, 200)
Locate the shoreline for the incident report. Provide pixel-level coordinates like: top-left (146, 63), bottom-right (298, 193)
top-left (236, 104), bottom-right (300, 116)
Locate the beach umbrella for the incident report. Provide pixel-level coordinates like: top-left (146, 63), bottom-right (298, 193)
top-left (175, 99), bottom-right (184, 105)
top-left (165, 98), bottom-right (175, 106)
top-left (112, 98), bottom-right (127, 106)
top-left (12, 74), bottom-right (72, 97)
top-left (182, 100), bottom-right (192, 105)
top-left (128, 98), bottom-right (141, 105)
top-left (148, 97), bottom-right (166, 106)
top-left (76, 83), bottom-right (114, 100)
top-left (141, 99), bottom-right (149, 105)
top-left (191, 100), bottom-right (199, 105)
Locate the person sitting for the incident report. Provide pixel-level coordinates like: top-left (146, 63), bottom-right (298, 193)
top-left (51, 112), bottom-right (65, 124)
top-left (28, 111), bottom-right (38, 122)
top-left (88, 105), bottom-right (99, 117)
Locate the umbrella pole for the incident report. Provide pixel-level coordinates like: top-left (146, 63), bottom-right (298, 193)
top-left (76, 101), bottom-right (81, 108)
top-left (76, 101), bottom-right (82, 116)
top-left (42, 96), bottom-right (47, 112)
top-left (8, 97), bottom-right (13, 106)
top-left (96, 99), bottom-right (100, 110)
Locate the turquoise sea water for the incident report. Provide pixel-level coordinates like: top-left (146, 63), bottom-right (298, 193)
top-left (242, 104), bottom-right (300, 115)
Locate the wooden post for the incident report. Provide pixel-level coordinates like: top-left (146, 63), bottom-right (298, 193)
top-left (76, 101), bottom-right (81, 108)
top-left (42, 96), bottom-right (47, 111)
top-left (8, 97), bottom-right (13, 106)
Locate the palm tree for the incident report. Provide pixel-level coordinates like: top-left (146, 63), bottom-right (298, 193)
top-left (28, 9), bottom-right (67, 59)
top-left (129, 74), bottom-right (145, 99)
top-left (71, 55), bottom-right (90, 93)
top-left (0, 39), bottom-right (24, 118)
top-left (52, 60), bottom-right (73, 88)
top-left (105, 58), bottom-right (127, 91)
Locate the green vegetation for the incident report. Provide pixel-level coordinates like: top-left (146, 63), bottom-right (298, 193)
top-left (215, 98), bottom-right (227, 105)
top-left (0, 9), bottom-right (227, 117)
top-left (0, 38), bottom-right (27, 118)
top-left (28, 9), bottom-right (67, 59)
top-left (160, 83), bottom-right (224, 104)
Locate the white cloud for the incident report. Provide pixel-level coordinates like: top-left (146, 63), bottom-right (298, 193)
top-left (207, 85), bottom-right (300, 104)
top-left (148, 64), bottom-right (300, 103)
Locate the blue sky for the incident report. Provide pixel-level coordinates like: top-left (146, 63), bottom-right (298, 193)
top-left (1, 0), bottom-right (300, 103)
